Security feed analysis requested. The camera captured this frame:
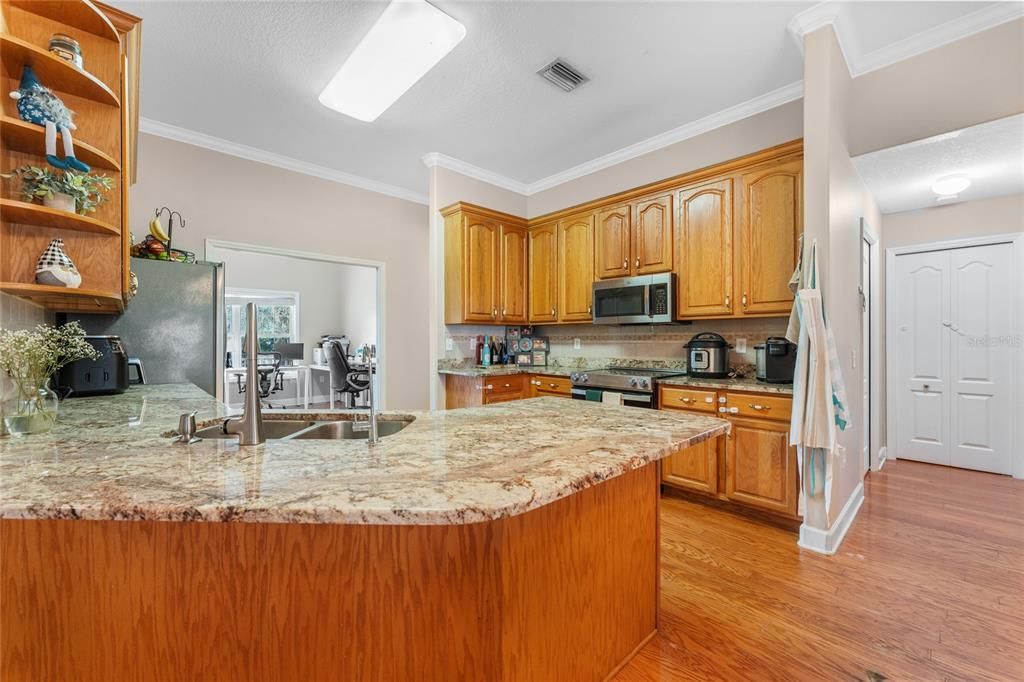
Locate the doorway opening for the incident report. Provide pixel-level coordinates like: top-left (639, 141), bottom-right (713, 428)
top-left (205, 240), bottom-right (386, 410)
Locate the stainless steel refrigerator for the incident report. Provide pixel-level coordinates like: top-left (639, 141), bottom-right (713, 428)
top-left (65, 257), bottom-right (225, 399)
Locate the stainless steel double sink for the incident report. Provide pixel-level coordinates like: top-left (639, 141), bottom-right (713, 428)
top-left (195, 417), bottom-right (412, 441)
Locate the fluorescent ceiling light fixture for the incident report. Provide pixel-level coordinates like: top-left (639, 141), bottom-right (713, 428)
top-left (318, 0), bottom-right (465, 122)
top-left (931, 174), bottom-right (971, 196)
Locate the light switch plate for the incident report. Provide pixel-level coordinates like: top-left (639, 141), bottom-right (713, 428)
top-left (573, 338), bottom-right (581, 350)
top-left (736, 338), bottom-right (747, 353)
top-left (445, 337), bottom-right (454, 351)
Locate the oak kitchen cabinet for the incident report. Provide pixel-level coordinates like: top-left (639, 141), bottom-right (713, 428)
top-left (660, 386), bottom-right (799, 520)
top-left (527, 212), bottom-right (595, 323)
top-left (444, 373), bottom-right (531, 409)
top-left (444, 141), bottom-right (802, 326)
top-left (595, 194), bottom-right (673, 280)
top-left (674, 155), bottom-right (802, 319)
top-left (443, 203), bottom-right (528, 324)
top-left (529, 374), bottom-right (572, 397)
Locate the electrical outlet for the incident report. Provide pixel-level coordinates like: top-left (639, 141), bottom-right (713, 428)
top-left (573, 338), bottom-right (582, 350)
top-left (445, 337), bottom-right (454, 351)
top-left (736, 338), bottom-right (747, 353)
top-left (469, 337), bottom-right (477, 349)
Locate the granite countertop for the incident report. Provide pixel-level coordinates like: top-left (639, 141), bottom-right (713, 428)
top-left (439, 365), bottom-right (793, 395)
top-left (0, 384), bottom-right (729, 526)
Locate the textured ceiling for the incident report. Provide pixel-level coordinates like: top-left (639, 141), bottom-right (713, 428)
top-left (114, 0), bottom-right (1005, 198)
top-left (853, 114), bottom-right (1024, 214)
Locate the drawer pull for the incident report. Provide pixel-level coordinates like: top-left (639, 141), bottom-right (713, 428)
top-left (748, 403), bottom-right (771, 411)
top-left (548, 383), bottom-right (558, 388)
top-left (503, 383), bottom-right (512, 388)
top-left (679, 397), bottom-right (694, 403)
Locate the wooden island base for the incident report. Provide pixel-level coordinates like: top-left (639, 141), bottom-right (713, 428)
top-left (2, 464), bottom-right (660, 682)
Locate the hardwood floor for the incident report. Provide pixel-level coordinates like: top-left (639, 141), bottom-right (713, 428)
top-left (615, 460), bottom-right (1024, 681)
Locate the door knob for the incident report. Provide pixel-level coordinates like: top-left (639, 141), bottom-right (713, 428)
top-left (923, 384), bottom-right (930, 391)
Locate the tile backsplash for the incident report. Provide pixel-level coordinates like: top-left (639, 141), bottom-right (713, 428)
top-left (443, 317), bottom-right (789, 371)
top-left (1, 293), bottom-right (52, 331)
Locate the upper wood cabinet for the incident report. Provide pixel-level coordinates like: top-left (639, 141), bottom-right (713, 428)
top-left (558, 213), bottom-right (594, 321)
top-left (498, 224), bottom-right (528, 323)
top-left (739, 159), bottom-right (802, 316)
top-left (0, 1), bottom-right (141, 313)
top-left (443, 203), bottom-right (527, 324)
top-left (676, 179), bottom-right (734, 318)
top-left (594, 205), bottom-right (632, 279)
top-left (595, 198), bottom-right (674, 279)
top-left (528, 221), bottom-right (558, 323)
top-left (632, 193), bottom-right (673, 275)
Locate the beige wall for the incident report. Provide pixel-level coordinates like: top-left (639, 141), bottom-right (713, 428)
top-left (849, 18), bottom-right (1024, 156)
top-left (526, 100), bottom-right (803, 218)
top-left (132, 133), bottom-right (430, 410)
top-left (802, 26), bottom-right (883, 534)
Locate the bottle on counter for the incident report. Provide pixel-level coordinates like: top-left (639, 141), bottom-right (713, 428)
top-left (476, 335), bottom-right (484, 365)
top-left (482, 335), bottom-right (492, 366)
top-left (490, 338), bottom-right (499, 365)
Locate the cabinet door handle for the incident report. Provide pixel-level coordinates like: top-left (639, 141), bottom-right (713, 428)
top-left (622, 259), bottom-right (628, 270)
top-left (550, 307), bottom-right (556, 316)
top-left (635, 256), bottom-right (640, 268)
top-left (501, 308), bottom-right (506, 316)
top-left (741, 293), bottom-right (748, 308)
top-left (491, 307), bottom-right (497, 319)
top-left (587, 304), bottom-right (592, 314)
top-left (725, 294), bottom-right (730, 308)
top-left (748, 403), bottom-right (771, 411)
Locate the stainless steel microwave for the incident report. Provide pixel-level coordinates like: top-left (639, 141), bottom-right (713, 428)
top-left (592, 273), bottom-right (677, 324)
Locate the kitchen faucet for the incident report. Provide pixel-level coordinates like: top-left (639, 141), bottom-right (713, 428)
top-left (224, 302), bottom-right (265, 445)
top-left (350, 365), bottom-right (379, 445)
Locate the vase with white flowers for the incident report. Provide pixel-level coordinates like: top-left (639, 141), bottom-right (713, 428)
top-left (0, 321), bottom-right (99, 435)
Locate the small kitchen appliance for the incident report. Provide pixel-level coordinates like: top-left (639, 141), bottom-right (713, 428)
top-left (570, 367), bottom-right (686, 408)
top-left (592, 273), bottom-right (677, 325)
top-left (755, 337), bottom-right (797, 384)
top-left (684, 332), bottom-right (731, 379)
top-left (56, 335), bottom-right (129, 396)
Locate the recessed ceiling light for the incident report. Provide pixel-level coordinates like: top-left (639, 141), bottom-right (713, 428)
top-left (931, 174), bottom-right (971, 197)
top-left (318, 0), bottom-right (465, 122)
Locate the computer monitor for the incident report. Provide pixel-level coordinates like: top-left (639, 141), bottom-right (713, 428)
top-left (273, 342), bottom-right (305, 364)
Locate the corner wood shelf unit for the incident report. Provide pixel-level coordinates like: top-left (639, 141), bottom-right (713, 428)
top-left (0, 282), bottom-right (124, 313)
top-left (5, 0), bottom-right (119, 41)
top-left (1, 116), bottom-right (120, 172)
top-left (0, 199), bottom-right (119, 235)
top-left (0, 34), bottom-right (119, 107)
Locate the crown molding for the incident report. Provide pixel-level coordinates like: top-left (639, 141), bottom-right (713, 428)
top-left (422, 152), bottom-right (529, 195)
top-left (851, 2), bottom-right (1024, 77)
top-left (523, 80), bottom-right (804, 195)
top-left (139, 118), bottom-right (428, 205)
top-left (788, 1), bottom-right (1024, 78)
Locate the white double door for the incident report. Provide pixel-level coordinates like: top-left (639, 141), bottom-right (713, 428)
top-left (894, 243), bottom-right (1016, 474)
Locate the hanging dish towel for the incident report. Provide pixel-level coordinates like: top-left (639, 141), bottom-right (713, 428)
top-left (788, 240), bottom-right (851, 524)
top-left (601, 391), bottom-right (623, 406)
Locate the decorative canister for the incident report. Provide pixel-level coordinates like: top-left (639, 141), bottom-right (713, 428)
top-left (49, 34), bottom-right (83, 68)
top-left (36, 238), bottom-right (82, 288)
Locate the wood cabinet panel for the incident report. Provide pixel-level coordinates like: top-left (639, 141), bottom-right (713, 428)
top-left (530, 374), bottom-right (572, 397)
top-left (676, 179), bottom-right (734, 318)
top-left (595, 205), bottom-right (631, 279)
top-left (659, 386), bottom-right (718, 413)
top-left (725, 416), bottom-right (798, 517)
top-left (498, 224), bottom-right (528, 323)
top-left (558, 213), bottom-right (594, 321)
top-left (739, 160), bottom-right (802, 315)
top-left (633, 194), bottom-right (673, 275)
top-left (528, 222), bottom-right (558, 323)
top-left (662, 430), bottom-right (720, 495)
top-left (723, 392), bottom-right (793, 422)
top-left (464, 217), bottom-right (500, 322)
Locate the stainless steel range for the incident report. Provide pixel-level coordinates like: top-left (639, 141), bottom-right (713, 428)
top-left (570, 367), bottom-right (686, 409)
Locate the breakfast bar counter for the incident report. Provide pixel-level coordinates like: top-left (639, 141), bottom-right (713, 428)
top-left (1, 384), bottom-right (728, 681)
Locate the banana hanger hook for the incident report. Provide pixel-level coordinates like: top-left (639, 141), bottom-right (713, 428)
top-left (153, 207), bottom-right (185, 252)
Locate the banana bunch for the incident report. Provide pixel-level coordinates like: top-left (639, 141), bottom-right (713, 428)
top-left (148, 215), bottom-right (169, 243)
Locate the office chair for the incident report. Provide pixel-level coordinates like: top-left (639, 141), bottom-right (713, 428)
top-left (236, 351), bottom-right (285, 408)
top-left (325, 340), bottom-right (370, 408)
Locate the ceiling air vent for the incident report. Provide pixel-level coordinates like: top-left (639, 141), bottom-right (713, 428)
top-left (537, 59), bottom-right (588, 92)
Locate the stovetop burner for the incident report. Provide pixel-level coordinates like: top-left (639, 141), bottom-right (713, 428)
top-left (569, 367), bottom-right (686, 393)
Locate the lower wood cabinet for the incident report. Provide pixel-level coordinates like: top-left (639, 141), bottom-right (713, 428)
top-left (444, 373), bottom-right (531, 409)
top-left (660, 387), bottom-right (799, 520)
top-left (529, 374), bottom-right (572, 398)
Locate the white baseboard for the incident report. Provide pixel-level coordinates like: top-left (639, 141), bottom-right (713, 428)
top-left (876, 446), bottom-right (887, 471)
top-left (798, 481), bottom-right (865, 556)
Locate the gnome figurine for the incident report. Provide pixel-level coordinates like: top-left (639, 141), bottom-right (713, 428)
top-left (9, 65), bottom-right (90, 173)
top-left (36, 239), bottom-right (82, 288)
